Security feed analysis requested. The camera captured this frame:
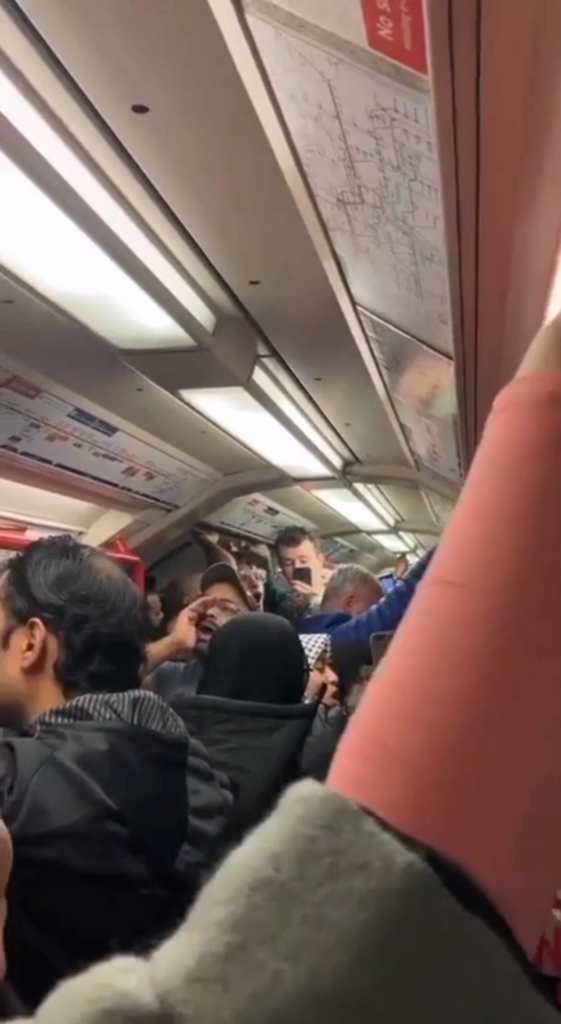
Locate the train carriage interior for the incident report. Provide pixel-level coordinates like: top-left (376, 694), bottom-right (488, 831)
top-left (0, 0), bottom-right (557, 578)
top-left (0, 0), bottom-right (561, 1015)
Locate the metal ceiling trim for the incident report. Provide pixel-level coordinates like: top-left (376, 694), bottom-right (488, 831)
top-left (425, 0), bottom-right (479, 467)
top-left (345, 463), bottom-right (458, 503)
top-left (327, 523), bottom-right (440, 540)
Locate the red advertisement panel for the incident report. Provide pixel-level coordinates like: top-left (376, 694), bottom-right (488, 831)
top-left (361, 0), bottom-right (428, 75)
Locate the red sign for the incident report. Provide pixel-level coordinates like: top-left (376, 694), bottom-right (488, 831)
top-left (4, 375), bottom-right (41, 400)
top-left (361, 0), bottom-right (428, 76)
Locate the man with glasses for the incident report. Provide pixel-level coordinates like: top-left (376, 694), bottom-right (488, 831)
top-left (145, 564), bottom-right (256, 702)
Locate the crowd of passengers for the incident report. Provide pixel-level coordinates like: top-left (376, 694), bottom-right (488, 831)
top-left (0, 311), bottom-right (560, 1021)
top-left (0, 526), bottom-right (431, 1011)
top-left (144, 527), bottom-right (432, 785)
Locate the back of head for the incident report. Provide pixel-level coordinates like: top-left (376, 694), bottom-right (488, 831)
top-left (321, 563), bottom-right (383, 615)
top-left (0, 535), bottom-right (148, 714)
top-left (198, 613), bottom-right (308, 705)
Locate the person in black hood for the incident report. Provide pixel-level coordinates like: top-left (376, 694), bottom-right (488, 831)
top-left (198, 612), bottom-right (308, 704)
top-left (172, 614), bottom-right (314, 841)
top-left (0, 535), bottom-right (233, 1009)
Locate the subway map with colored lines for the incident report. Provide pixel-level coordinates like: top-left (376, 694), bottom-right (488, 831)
top-left (249, 13), bottom-right (452, 356)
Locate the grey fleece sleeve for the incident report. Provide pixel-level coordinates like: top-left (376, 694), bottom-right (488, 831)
top-left (21, 783), bottom-right (557, 1024)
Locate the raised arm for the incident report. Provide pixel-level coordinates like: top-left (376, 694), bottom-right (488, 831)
top-left (330, 313), bottom-right (561, 955)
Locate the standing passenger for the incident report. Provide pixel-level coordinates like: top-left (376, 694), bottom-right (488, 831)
top-left (0, 536), bottom-right (232, 1008)
top-left (146, 563), bottom-right (255, 700)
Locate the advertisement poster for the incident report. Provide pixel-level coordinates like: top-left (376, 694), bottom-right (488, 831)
top-left (0, 366), bottom-right (209, 510)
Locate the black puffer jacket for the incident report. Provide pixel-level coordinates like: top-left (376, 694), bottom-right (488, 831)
top-left (0, 690), bottom-right (233, 1008)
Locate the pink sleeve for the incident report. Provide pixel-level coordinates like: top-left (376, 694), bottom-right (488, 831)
top-left (329, 371), bottom-right (561, 955)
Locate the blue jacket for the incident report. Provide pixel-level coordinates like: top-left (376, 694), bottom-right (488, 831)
top-left (297, 549), bottom-right (434, 660)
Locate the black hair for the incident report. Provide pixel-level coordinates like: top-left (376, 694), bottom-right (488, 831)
top-left (236, 546), bottom-right (269, 571)
top-left (1, 535), bottom-right (148, 699)
top-left (159, 579), bottom-right (188, 632)
top-left (145, 573), bottom-right (158, 593)
top-left (330, 635), bottom-right (371, 706)
top-left (273, 525), bottom-right (320, 558)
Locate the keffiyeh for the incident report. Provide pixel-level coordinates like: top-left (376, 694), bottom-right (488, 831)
top-left (299, 633), bottom-right (331, 671)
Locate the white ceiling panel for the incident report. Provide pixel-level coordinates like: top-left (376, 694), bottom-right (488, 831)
top-left (424, 490), bottom-right (455, 528)
top-left (379, 483), bottom-right (434, 525)
top-left (0, 477), bottom-right (103, 531)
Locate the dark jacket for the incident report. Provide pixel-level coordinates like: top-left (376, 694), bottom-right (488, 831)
top-left (297, 549), bottom-right (434, 659)
top-left (300, 706), bottom-right (348, 782)
top-left (152, 659), bottom-right (202, 701)
top-left (172, 692), bottom-right (318, 842)
top-left (0, 689), bottom-right (232, 1008)
top-left (264, 566), bottom-right (313, 622)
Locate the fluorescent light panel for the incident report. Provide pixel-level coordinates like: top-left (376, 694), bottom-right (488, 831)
top-left (0, 152), bottom-right (195, 350)
top-left (353, 483), bottom-right (397, 525)
top-left (312, 488), bottom-right (388, 531)
top-left (179, 387), bottom-right (331, 478)
top-left (0, 69), bottom-right (216, 336)
top-left (0, 479), bottom-right (102, 532)
top-left (252, 364), bottom-right (344, 470)
top-left (372, 532), bottom-right (413, 554)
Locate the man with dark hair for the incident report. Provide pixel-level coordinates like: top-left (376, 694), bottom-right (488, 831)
top-left (273, 526), bottom-right (324, 590)
top-left (0, 535), bottom-right (232, 1008)
top-left (147, 562), bottom-right (255, 701)
top-left (265, 525), bottom-right (325, 621)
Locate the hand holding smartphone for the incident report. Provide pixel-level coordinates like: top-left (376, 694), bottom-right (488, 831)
top-left (292, 566), bottom-right (313, 586)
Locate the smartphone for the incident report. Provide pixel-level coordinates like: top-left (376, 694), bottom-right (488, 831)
top-left (378, 573), bottom-right (396, 593)
top-left (370, 631), bottom-right (394, 667)
top-left (292, 566), bottom-right (312, 586)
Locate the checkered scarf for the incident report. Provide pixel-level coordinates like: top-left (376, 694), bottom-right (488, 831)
top-left (299, 633), bottom-right (331, 671)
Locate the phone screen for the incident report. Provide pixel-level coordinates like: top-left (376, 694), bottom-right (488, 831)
top-left (293, 566), bottom-right (312, 585)
top-left (378, 573), bottom-right (395, 593)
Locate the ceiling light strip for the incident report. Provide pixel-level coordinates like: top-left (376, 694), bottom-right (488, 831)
top-left (179, 387), bottom-right (331, 479)
top-left (371, 532), bottom-right (414, 555)
top-left (254, 357), bottom-right (355, 460)
top-left (311, 488), bottom-right (388, 532)
top-left (0, 151), bottom-right (194, 350)
top-left (353, 483), bottom-right (397, 526)
top-left (252, 363), bottom-right (344, 471)
top-left (0, 69), bottom-right (216, 334)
